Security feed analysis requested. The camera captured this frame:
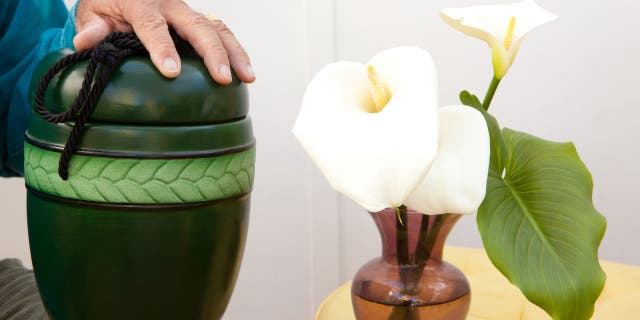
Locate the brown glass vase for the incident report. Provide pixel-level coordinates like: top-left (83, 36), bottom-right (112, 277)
top-left (351, 207), bottom-right (470, 320)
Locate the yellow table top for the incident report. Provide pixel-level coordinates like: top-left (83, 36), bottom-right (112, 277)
top-left (315, 246), bottom-right (640, 320)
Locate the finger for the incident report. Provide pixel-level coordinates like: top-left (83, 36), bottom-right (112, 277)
top-left (164, 5), bottom-right (232, 85)
top-left (74, 1), bottom-right (132, 49)
top-left (126, 8), bottom-right (180, 78)
top-left (211, 20), bottom-right (256, 83)
top-left (74, 18), bottom-right (113, 50)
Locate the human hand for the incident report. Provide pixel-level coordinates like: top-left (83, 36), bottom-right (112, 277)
top-left (74, 0), bottom-right (255, 84)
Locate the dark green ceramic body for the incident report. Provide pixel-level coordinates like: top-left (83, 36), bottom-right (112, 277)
top-left (28, 193), bottom-right (249, 320)
top-left (25, 50), bottom-right (254, 320)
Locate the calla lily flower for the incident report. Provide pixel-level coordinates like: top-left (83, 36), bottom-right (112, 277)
top-left (441, 0), bottom-right (557, 79)
top-left (293, 47), bottom-right (490, 215)
top-left (405, 105), bottom-right (490, 215)
top-left (293, 47), bottom-right (440, 212)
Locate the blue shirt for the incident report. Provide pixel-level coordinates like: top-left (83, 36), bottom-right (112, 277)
top-left (0, 0), bottom-right (76, 177)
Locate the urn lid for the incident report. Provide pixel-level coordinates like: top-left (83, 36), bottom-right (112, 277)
top-left (30, 49), bottom-right (249, 125)
top-left (26, 48), bottom-right (254, 158)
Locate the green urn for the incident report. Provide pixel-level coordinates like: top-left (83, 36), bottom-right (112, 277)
top-left (24, 49), bottom-right (255, 320)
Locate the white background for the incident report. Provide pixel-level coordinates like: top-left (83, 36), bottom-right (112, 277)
top-left (1, 0), bottom-right (638, 318)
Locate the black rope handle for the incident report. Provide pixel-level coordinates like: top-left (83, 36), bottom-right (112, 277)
top-left (34, 32), bottom-right (146, 180)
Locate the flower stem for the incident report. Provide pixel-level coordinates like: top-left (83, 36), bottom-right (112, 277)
top-left (414, 214), bottom-right (446, 265)
top-left (407, 213), bottom-right (449, 291)
top-left (396, 205), bottom-right (410, 268)
top-left (388, 207), bottom-right (422, 320)
top-left (388, 211), bottom-right (456, 320)
top-left (482, 76), bottom-right (501, 111)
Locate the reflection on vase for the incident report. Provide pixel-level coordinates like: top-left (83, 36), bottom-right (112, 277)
top-left (351, 208), bottom-right (470, 320)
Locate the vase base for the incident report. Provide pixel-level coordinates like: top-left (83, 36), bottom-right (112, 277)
top-left (351, 292), bottom-right (470, 320)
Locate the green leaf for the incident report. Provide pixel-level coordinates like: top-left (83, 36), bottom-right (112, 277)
top-left (477, 128), bottom-right (607, 320)
top-left (459, 90), bottom-right (482, 109)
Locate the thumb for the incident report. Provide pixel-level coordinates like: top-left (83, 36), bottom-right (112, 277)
top-left (73, 19), bottom-right (113, 50)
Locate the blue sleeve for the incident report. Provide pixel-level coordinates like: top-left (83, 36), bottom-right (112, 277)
top-left (0, 0), bottom-right (77, 177)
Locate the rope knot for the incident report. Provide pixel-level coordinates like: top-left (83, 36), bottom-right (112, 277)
top-left (94, 42), bottom-right (119, 67)
top-left (34, 31), bottom-right (147, 180)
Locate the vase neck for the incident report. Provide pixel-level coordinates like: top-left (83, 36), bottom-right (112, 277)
top-left (370, 208), bottom-right (461, 265)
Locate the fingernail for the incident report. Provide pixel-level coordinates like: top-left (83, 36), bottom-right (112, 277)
top-left (219, 64), bottom-right (231, 80)
top-left (163, 58), bottom-right (179, 74)
top-left (246, 64), bottom-right (255, 78)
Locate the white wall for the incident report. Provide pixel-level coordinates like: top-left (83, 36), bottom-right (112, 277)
top-left (1, 0), bottom-right (638, 319)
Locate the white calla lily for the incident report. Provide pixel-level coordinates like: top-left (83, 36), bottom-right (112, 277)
top-left (292, 47), bottom-right (440, 212)
top-left (405, 105), bottom-right (490, 215)
top-left (441, 0), bottom-right (557, 79)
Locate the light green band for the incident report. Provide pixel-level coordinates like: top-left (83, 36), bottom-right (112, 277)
top-left (24, 143), bottom-right (255, 204)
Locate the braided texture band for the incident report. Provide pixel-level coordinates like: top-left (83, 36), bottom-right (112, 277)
top-left (24, 143), bottom-right (255, 204)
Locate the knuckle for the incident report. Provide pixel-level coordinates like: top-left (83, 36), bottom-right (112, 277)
top-left (204, 45), bottom-right (228, 61)
top-left (204, 45), bottom-right (229, 62)
top-left (192, 37), bottom-right (219, 53)
top-left (189, 13), bottom-right (213, 29)
top-left (212, 42), bottom-right (228, 54)
top-left (214, 22), bottom-right (233, 36)
top-left (230, 42), bottom-right (247, 55)
top-left (149, 38), bottom-right (174, 52)
top-left (175, 0), bottom-right (190, 8)
top-left (138, 14), bottom-right (167, 32)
